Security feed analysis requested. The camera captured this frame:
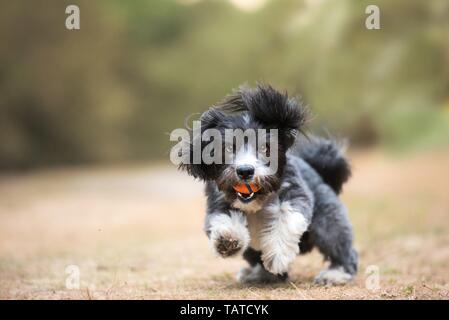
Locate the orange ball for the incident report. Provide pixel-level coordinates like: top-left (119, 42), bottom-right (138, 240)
top-left (233, 183), bottom-right (260, 194)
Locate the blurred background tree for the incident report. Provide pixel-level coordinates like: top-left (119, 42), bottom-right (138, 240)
top-left (1, 0), bottom-right (448, 170)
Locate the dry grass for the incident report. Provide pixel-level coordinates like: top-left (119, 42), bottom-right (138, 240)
top-left (0, 149), bottom-right (448, 299)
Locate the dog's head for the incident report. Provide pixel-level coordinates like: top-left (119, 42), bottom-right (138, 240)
top-left (178, 84), bottom-right (308, 211)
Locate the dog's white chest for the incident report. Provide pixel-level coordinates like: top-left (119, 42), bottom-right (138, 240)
top-left (246, 212), bottom-right (266, 251)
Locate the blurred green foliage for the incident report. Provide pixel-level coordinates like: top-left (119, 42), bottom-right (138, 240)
top-left (0, 0), bottom-right (448, 169)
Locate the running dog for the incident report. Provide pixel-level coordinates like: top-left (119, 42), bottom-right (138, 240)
top-left (178, 84), bottom-right (357, 285)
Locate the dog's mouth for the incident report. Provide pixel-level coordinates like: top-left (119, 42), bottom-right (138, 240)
top-left (236, 191), bottom-right (256, 202)
top-left (233, 182), bottom-right (260, 203)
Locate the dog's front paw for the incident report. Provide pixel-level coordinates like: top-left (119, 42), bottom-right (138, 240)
top-left (208, 211), bottom-right (250, 258)
top-left (261, 252), bottom-right (295, 275)
top-left (214, 234), bottom-right (243, 257)
top-left (259, 200), bottom-right (308, 275)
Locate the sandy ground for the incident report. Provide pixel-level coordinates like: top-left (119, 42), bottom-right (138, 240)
top-left (0, 150), bottom-right (448, 300)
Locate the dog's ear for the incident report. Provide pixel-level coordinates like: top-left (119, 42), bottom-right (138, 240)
top-left (240, 84), bottom-right (309, 148)
top-left (178, 108), bottom-right (225, 181)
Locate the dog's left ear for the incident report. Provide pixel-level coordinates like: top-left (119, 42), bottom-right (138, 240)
top-left (178, 108), bottom-right (226, 181)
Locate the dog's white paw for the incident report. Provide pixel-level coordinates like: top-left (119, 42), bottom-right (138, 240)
top-left (261, 251), bottom-right (295, 275)
top-left (314, 267), bottom-right (353, 286)
top-left (208, 211), bottom-right (250, 258)
top-left (259, 200), bottom-right (308, 275)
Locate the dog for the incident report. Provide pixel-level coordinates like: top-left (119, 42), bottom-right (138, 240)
top-left (177, 84), bottom-right (358, 285)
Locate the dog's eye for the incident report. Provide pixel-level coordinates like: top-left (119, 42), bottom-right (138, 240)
top-left (260, 145), bottom-right (268, 153)
top-left (225, 145), bottom-right (233, 153)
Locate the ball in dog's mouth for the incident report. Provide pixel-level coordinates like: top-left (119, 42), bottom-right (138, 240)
top-left (233, 182), bottom-right (261, 203)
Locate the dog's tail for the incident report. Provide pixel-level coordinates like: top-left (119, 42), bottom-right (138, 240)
top-left (296, 136), bottom-right (351, 194)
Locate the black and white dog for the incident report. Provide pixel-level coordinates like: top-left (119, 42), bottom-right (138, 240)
top-left (178, 84), bottom-right (357, 285)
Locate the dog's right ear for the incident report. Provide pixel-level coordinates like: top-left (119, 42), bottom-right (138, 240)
top-left (178, 108), bottom-right (226, 181)
top-left (242, 84), bottom-right (309, 148)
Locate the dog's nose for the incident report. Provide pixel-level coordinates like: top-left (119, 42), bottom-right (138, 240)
top-left (236, 165), bottom-right (255, 180)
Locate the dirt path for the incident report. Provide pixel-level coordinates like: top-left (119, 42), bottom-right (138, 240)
top-left (0, 150), bottom-right (448, 299)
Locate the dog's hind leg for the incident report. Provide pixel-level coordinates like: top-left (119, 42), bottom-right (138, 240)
top-left (309, 189), bottom-right (358, 285)
top-left (237, 247), bottom-right (288, 284)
